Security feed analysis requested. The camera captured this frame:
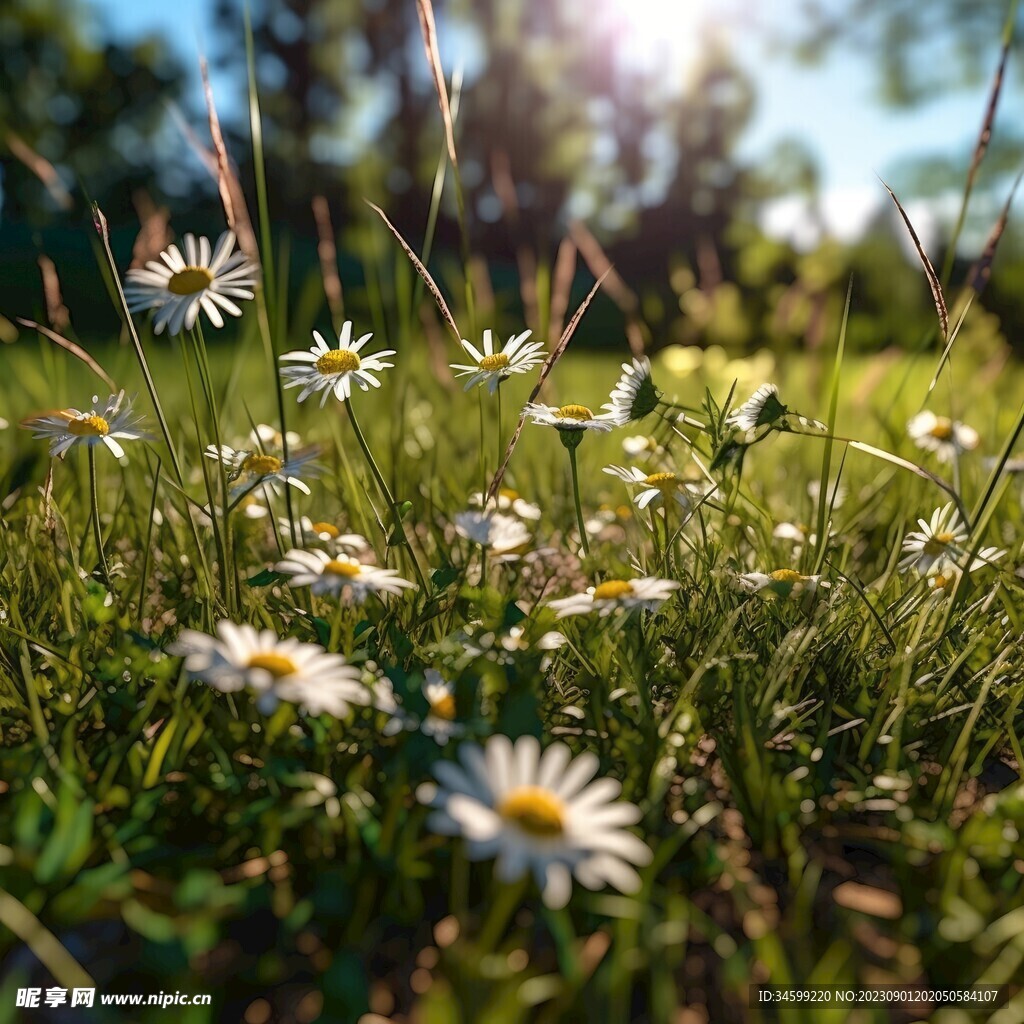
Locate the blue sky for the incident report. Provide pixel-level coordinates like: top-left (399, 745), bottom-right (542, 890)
top-left (92, 0), bottom-right (1017, 248)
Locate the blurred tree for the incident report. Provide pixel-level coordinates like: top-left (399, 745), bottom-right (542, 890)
top-left (211, 0), bottom-right (758, 285)
top-left (0, 0), bottom-right (187, 225)
top-left (782, 0), bottom-right (1019, 107)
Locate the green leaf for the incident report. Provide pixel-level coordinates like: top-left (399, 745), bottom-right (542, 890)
top-left (431, 564), bottom-right (459, 590)
top-left (246, 568), bottom-right (287, 586)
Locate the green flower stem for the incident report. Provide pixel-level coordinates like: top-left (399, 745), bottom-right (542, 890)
top-left (87, 446), bottom-right (110, 585)
top-left (568, 444), bottom-right (590, 558)
top-left (477, 875), bottom-right (529, 953)
top-left (496, 383), bottom-right (504, 475)
top-left (191, 325), bottom-right (237, 612)
top-left (178, 337), bottom-right (230, 611)
top-left (477, 389), bottom-right (487, 495)
top-left (344, 397), bottom-right (428, 593)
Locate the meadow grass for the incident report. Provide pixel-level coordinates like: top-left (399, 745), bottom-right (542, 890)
top-left (1, 292), bottom-right (1023, 1024)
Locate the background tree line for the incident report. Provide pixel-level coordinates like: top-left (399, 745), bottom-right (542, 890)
top-left (2, 0), bottom-right (1023, 355)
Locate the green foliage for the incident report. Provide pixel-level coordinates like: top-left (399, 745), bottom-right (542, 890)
top-left (1, 317), bottom-right (1023, 1019)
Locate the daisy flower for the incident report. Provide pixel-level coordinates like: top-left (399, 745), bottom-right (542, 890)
top-left (924, 543), bottom-right (1005, 596)
top-left (278, 321), bottom-right (396, 406)
top-left (418, 734), bottom-right (652, 909)
top-left (379, 670), bottom-right (465, 746)
top-left (548, 577), bottom-right (680, 618)
top-left (250, 422), bottom-right (302, 451)
top-left (807, 479), bottom-right (848, 509)
top-left (603, 464), bottom-right (710, 511)
top-left (206, 445), bottom-right (322, 499)
top-left (170, 621), bottom-right (367, 716)
top-left (737, 568), bottom-right (826, 599)
top-left (20, 391), bottom-right (147, 460)
top-left (772, 522), bottom-right (811, 545)
top-left (280, 517), bottom-right (370, 551)
top-left (524, 402), bottom-right (616, 434)
top-left (455, 511), bottom-right (532, 561)
top-left (602, 357), bottom-right (660, 426)
top-left (124, 231), bottom-right (258, 335)
top-left (451, 329), bottom-right (546, 394)
top-left (726, 383), bottom-right (786, 432)
top-left (907, 411), bottom-right (979, 463)
top-left (622, 435), bottom-right (664, 459)
top-left (987, 454), bottom-right (1024, 474)
top-left (898, 503), bottom-right (970, 576)
top-left (469, 488), bottom-right (542, 521)
top-left (275, 548), bottom-right (416, 602)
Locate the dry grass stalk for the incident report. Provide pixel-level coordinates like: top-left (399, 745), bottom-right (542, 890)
top-left (365, 199), bottom-right (461, 342)
top-left (16, 318), bottom-right (116, 391)
top-left (880, 179), bottom-right (948, 340)
top-left (200, 57), bottom-right (259, 260)
top-left (36, 256), bottom-right (70, 333)
top-left (4, 132), bottom-right (73, 210)
top-left (486, 269), bottom-right (610, 503)
top-left (311, 195), bottom-right (345, 327)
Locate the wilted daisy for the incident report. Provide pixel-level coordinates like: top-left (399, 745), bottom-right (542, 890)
top-left (455, 511), bottom-right (532, 560)
top-left (170, 621), bottom-right (367, 716)
top-left (21, 391), bottom-right (147, 460)
top-left (451, 329), bottom-right (546, 394)
top-left (379, 670), bottom-right (465, 746)
top-left (907, 411), bottom-right (979, 463)
top-left (206, 445), bottom-right (322, 499)
top-left (604, 464), bottom-right (709, 511)
top-left (124, 231), bottom-right (258, 335)
top-left (469, 488), bottom-right (542, 521)
top-left (602, 357), bottom-right (660, 426)
top-left (738, 568), bottom-right (826, 599)
top-left (275, 548), bottom-right (416, 602)
top-left (278, 321), bottom-right (396, 406)
top-left (548, 576), bottom-right (680, 618)
top-left (280, 517), bottom-right (370, 551)
top-left (726, 383), bottom-right (786, 432)
top-left (418, 734), bottom-right (652, 909)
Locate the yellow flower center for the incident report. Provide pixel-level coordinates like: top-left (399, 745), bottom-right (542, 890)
top-left (924, 532), bottom-right (956, 556)
top-left (932, 574), bottom-right (950, 590)
top-left (593, 579), bottom-right (635, 601)
top-left (316, 349), bottom-right (361, 375)
top-left (769, 569), bottom-right (804, 583)
top-left (247, 653), bottom-right (297, 678)
top-left (67, 414), bottom-right (109, 437)
top-left (323, 559), bottom-right (362, 578)
top-left (167, 267), bottom-right (214, 296)
top-left (499, 488), bottom-right (520, 501)
top-left (556, 404), bottom-right (593, 421)
top-left (241, 453), bottom-right (283, 476)
top-left (928, 418), bottom-right (954, 440)
top-left (312, 521), bottom-right (340, 538)
top-left (428, 693), bottom-right (457, 720)
top-left (644, 471), bottom-right (679, 492)
top-left (479, 353), bottom-right (510, 372)
top-left (497, 785), bottom-right (565, 837)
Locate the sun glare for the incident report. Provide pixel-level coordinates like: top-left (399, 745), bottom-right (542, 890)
top-left (605, 0), bottom-right (711, 79)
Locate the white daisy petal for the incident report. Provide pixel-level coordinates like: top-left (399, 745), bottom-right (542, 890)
top-left (420, 734), bottom-right (651, 910)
